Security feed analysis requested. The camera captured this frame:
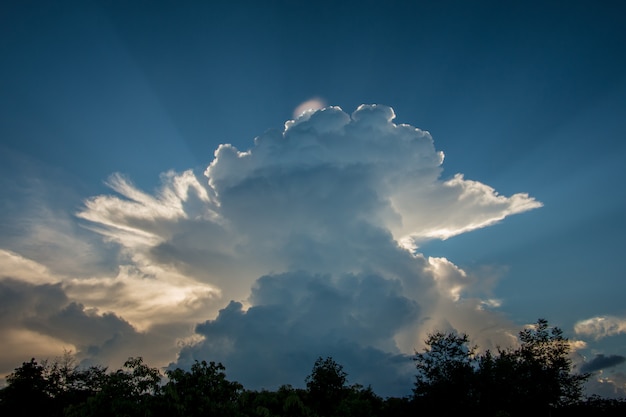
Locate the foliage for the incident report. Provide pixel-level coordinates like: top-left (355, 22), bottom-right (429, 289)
top-left (0, 352), bottom-right (108, 417)
top-left (335, 384), bottom-right (384, 417)
top-left (413, 332), bottom-right (477, 414)
top-left (42, 353), bottom-right (108, 415)
top-left (305, 356), bottom-right (349, 416)
top-left (303, 356), bottom-right (387, 417)
top-left (64, 357), bottom-right (161, 417)
top-left (516, 318), bottom-right (588, 406)
top-left (413, 318), bottom-right (590, 416)
top-left (0, 320), bottom-right (619, 417)
top-left (161, 360), bottom-right (243, 417)
top-left (0, 358), bottom-right (50, 417)
top-left (239, 385), bottom-right (312, 417)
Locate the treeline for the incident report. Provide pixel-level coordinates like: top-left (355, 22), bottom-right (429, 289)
top-left (1, 319), bottom-right (625, 417)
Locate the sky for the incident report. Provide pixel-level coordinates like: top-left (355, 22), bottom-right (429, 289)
top-left (1, 0), bottom-right (625, 398)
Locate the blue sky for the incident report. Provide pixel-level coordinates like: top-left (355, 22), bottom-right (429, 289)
top-left (1, 0), bottom-right (625, 397)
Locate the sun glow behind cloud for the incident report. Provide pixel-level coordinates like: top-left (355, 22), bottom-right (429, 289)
top-left (293, 97), bottom-right (326, 118)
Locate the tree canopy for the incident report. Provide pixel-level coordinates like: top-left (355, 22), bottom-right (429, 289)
top-left (1, 319), bottom-right (620, 417)
top-left (413, 318), bottom-right (590, 416)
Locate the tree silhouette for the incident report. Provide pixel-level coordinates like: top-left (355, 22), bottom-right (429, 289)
top-left (239, 385), bottom-right (312, 417)
top-left (413, 332), bottom-right (477, 415)
top-left (0, 319), bottom-right (612, 417)
top-left (161, 360), bottom-right (243, 417)
top-left (305, 356), bottom-right (349, 416)
top-left (64, 357), bottom-right (161, 417)
top-left (413, 319), bottom-right (590, 416)
top-left (0, 358), bottom-right (50, 417)
top-left (0, 354), bottom-right (108, 417)
top-left (476, 318), bottom-right (589, 415)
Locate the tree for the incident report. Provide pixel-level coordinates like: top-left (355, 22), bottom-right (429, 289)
top-left (239, 385), bottom-right (313, 417)
top-left (513, 318), bottom-right (587, 410)
top-left (0, 358), bottom-right (50, 417)
top-left (64, 357), bottom-right (161, 417)
top-left (43, 351), bottom-right (108, 416)
top-left (476, 319), bottom-right (589, 416)
top-left (305, 356), bottom-right (349, 416)
top-left (161, 360), bottom-right (243, 417)
top-left (413, 320), bottom-right (588, 416)
top-left (0, 352), bottom-right (109, 417)
top-left (335, 384), bottom-right (383, 417)
top-left (413, 332), bottom-right (477, 415)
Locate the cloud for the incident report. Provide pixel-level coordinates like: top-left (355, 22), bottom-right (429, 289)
top-left (0, 277), bottom-right (195, 377)
top-left (205, 105), bottom-right (541, 251)
top-left (2, 105), bottom-right (541, 394)
top-left (0, 249), bottom-right (57, 285)
top-left (581, 354), bottom-right (626, 374)
top-left (585, 372), bottom-right (626, 399)
top-left (176, 271), bottom-right (418, 397)
top-left (395, 173), bottom-right (542, 243)
top-left (0, 278), bottom-right (106, 371)
top-left (575, 316), bottom-right (626, 340)
top-left (0, 149), bottom-right (120, 279)
top-left (79, 106), bottom-right (541, 285)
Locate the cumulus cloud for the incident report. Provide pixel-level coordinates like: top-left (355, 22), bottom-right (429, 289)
top-left (2, 105), bottom-right (542, 393)
top-left (205, 105), bottom-right (540, 250)
top-left (575, 316), bottom-right (626, 340)
top-left (178, 272), bottom-right (418, 396)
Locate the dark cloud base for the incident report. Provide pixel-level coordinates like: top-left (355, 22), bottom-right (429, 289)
top-left (581, 354), bottom-right (626, 374)
top-left (175, 272), bottom-right (418, 397)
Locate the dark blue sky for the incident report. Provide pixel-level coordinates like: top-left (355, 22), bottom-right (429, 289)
top-left (1, 0), bottom-right (625, 396)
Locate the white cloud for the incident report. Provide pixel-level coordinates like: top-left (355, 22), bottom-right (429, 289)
top-left (1, 105), bottom-right (542, 394)
top-left (390, 173), bottom-right (542, 244)
top-left (569, 339), bottom-right (588, 351)
top-left (575, 316), bottom-right (626, 340)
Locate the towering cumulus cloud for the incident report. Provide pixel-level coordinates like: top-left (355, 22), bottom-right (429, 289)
top-left (76, 105), bottom-right (541, 395)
